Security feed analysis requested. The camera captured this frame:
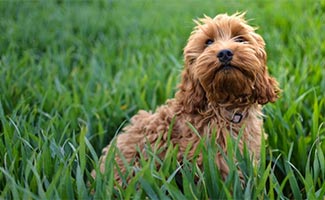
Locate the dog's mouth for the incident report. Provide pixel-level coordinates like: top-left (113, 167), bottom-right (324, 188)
top-left (216, 64), bottom-right (241, 73)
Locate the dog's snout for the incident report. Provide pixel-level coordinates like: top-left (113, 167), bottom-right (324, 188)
top-left (217, 49), bottom-right (233, 63)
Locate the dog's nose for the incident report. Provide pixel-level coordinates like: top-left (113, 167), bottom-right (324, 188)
top-left (217, 49), bottom-right (233, 63)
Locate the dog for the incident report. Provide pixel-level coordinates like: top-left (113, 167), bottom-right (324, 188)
top-left (92, 12), bottom-right (280, 184)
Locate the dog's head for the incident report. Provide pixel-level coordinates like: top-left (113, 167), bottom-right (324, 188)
top-left (179, 13), bottom-right (279, 111)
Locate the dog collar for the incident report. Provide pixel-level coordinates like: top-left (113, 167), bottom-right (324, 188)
top-left (231, 113), bottom-right (243, 123)
top-left (209, 104), bottom-right (248, 124)
top-left (225, 108), bottom-right (248, 124)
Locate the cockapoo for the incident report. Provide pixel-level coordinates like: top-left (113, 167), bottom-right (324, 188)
top-left (92, 12), bottom-right (280, 184)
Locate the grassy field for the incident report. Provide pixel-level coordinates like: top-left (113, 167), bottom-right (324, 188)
top-left (0, 0), bottom-right (325, 199)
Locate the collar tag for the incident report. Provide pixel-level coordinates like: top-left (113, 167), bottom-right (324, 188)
top-left (231, 113), bottom-right (243, 123)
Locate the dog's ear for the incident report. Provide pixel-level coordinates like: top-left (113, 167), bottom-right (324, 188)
top-left (177, 35), bottom-right (207, 113)
top-left (254, 68), bottom-right (280, 105)
top-left (175, 67), bottom-right (207, 113)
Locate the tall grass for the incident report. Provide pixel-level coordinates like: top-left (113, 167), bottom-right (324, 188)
top-left (0, 0), bottom-right (324, 199)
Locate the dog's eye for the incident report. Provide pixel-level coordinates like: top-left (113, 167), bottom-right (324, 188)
top-left (205, 39), bottom-right (214, 46)
top-left (234, 37), bottom-right (246, 43)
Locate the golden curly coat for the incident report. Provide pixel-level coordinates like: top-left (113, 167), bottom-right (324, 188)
top-left (92, 13), bottom-right (280, 184)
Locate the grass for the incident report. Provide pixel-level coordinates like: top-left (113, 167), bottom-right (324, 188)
top-left (0, 0), bottom-right (325, 199)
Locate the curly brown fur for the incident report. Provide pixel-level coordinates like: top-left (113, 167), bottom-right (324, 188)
top-left (92, 12), bottom-right (280, 184)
